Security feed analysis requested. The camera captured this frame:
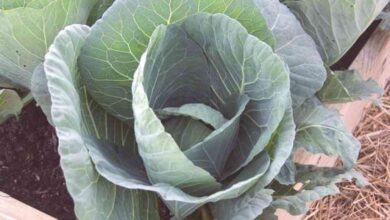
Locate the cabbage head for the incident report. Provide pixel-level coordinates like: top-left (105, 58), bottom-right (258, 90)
top-left (35, 0), bottom-right (387, 219)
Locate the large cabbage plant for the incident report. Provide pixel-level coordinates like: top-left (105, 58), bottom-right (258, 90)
top-left (29, 0), bottom-right (388, 219)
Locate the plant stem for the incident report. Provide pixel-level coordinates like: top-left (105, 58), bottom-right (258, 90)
top-left (186, 205), bottom-right (214, 220)
top-left (199, 205), bottom-right (213, 220)
top-left (22, 92), bottom-right (33, 106)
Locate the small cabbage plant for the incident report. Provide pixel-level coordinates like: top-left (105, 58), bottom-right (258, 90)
top-left (24, 0), bottom-right (389, 219)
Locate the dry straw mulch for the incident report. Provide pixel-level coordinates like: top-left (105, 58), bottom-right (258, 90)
top-left (307, 86), bottom-right (390, 220)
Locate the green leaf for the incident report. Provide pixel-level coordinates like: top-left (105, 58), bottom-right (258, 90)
top-left (43, 24), bottom-right (160, 220)
top-left (84, 136), bottom-right (271, 219)
top-left (269, 165), bottom-right (366, 215)
top-left (79, 0), bottom-right (277, 121)
top-left (317, 70), bottom-right (383, 103)
top-left (283, 0), bottom-right (389, 65)
top-left (162, 116), bottom-right (214, 151)
top-left (0, 0), bottom-right (98, 88)
top-left (224, 96), bottom-right (289, 177)
top-left (294, 98), bottom-right (360, 169)
top-left (256, 104), bottom-right (296, 188)
top-left (157, 103), bottom-right (228, 129)
top-left (254, 0), bottom-right (327, 108)
top-left (184, 97), bottom-right (249, 180)
top-left (210, 105), bottom-right (296, 220)
top-left (0, 89), bottom-right (23, 123)
top-left (31, 63), bottom-right (52, 124)
top-left (275, 155), bottom-right (296, 185)
top-left (0, 0), bottom-right (49, 9)
top-left (211, 189), bottom-right (273, 220)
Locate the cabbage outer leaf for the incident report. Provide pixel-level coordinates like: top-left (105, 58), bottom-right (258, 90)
top-left (294, 97), bottom-right (360, 169)
top-left (79, 0), bottom-right (276, 121)
top-left (31, 63), bottom-right (53, 124)
top-left (283, 0), bottom-right (389, 65)
top-left (43, 24), bottom-right (160, 220)
top-left (254, 0), bottom-right (327, 109)
top-left (0, 0), bottom-right (98, 88)
top-left (211, 189), bottom-right (273, 220)
top-left (267, 165), bottom-right (366, 216)
top-left (317, 69), bottom-right (383, 103)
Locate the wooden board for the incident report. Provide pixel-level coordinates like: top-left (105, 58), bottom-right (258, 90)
top-left (277, 28), bottom-right (390, 220)
top-left (0, 192), bottom-right (56, 220)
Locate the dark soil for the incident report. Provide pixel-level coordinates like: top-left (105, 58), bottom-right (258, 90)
top-left (0, 102), bottom-right (76, 220)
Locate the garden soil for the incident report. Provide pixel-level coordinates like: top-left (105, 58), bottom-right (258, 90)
top-left (0, 102), bottom-right (76, 220)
